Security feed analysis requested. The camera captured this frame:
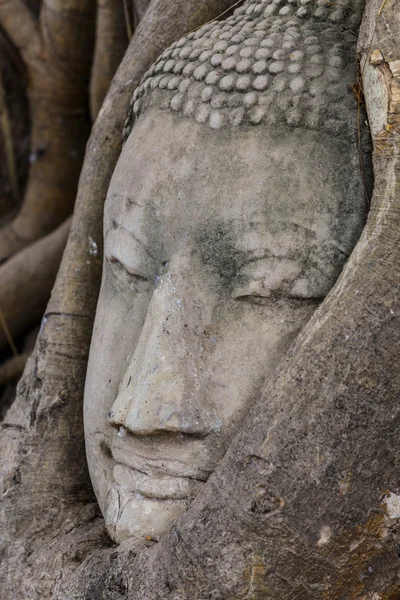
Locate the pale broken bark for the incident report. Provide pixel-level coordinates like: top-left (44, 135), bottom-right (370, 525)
top-left (52, 1), bottom-right (400, 598)
top-left (0, 0), bottom-right (95, 262)
top-left (0, 1), bottom-right (239, 598)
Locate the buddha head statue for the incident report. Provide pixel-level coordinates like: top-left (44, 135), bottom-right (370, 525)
top-left (84, 0), bottom-right (369, 543)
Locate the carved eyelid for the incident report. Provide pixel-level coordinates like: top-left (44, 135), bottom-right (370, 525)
top-left (107, 256), bottom-right (149, 281)
top-left (231, 257), bottom-right (332, 300)
top-left (233, 256), bottom-right (301, 293)
top-left (233, 282), bottom-right (327, 301)
top-left (105, 227), bottom-right (154, 281)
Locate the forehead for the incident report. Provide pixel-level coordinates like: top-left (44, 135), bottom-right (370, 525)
top-left (105, 108), bottom-right (363, 256)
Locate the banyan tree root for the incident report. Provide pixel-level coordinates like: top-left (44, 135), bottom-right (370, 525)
top-left (0, 69), bottom-right (19, 208)
top-left (0, 217), bottom-right (71, 352)
top-left (132, 0), bottom-right (153, 28)
top-left (90, 0), bottom-right (130, 121)
top-left (0, 0), bottom-right (95, 263)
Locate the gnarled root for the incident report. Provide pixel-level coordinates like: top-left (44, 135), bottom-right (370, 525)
top-left (0, 217), bottom-right (71, 352)
top-left (90, 0), bottom-right (129, 121)
top-left (0, 0), bottom-right (95, 263)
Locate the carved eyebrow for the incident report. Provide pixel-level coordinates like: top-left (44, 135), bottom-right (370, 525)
top-left (106, 222), bottom-right (156, 262)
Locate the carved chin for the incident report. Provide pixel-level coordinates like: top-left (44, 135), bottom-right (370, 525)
top-left (105, 486), bottom-right (189, 543)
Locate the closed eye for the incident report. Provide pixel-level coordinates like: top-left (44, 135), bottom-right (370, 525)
top-left (107, 256), bottom-right (149, 282)
top-left (235, 294), bottom-right (276, 305)
top-left (235, 294), bottom-right (321, 309)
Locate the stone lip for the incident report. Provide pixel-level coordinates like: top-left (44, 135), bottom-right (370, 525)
top-left (111, 438), bottom-right (214, 485)
top-left (113, 462), bottom-right (204, 500)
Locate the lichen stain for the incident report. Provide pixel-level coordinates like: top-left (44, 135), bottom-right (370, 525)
top-left (320, 507), bottom-right (400, 600)
top-left (242, 551), bottom-right (269, 599)
top-left (360, 584), bottom-right (400, 600)
top-left (357, 370), bottom-right (379, 391)
top-left (378, 584), bottom-right (400, 600)
top-left (338, 470), bottom-right (352, 495)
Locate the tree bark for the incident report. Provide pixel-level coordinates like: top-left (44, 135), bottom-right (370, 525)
top-left (50, 1), bottom-right (400, 598)
top-left (90, 0), bottom-right (129, 121)
top-left (0, 217), bottom-right (71, 352)
top-left (0, 0), bottom-right (39, 62)
top-left (4, 0), bottom-right (398, 596)
top-left (0, 1), bottom-right (240, 598)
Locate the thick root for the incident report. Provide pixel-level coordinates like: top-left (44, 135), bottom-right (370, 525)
top-left (0, 0), bottom-right (95, 263)
top-left (0, 217), bottom-right (71, 351)
top-left (0, 95), bottom-right (90, 263)
top-left (0, 222), bottom-right (29, 264)
top-left (90, 0), bottom-right (128, 121)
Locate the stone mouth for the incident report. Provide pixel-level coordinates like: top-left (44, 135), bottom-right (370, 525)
top-left (111, 438), bottom-right (213, 486)
top-left (112, 462), bottom-right (204, 500)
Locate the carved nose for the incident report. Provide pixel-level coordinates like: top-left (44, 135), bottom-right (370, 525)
top-left (108, 276), bottom-right (207, 436)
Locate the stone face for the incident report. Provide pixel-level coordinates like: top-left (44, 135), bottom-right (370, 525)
top-left (86, 0), bottom-right (370, 546)
top-left (124, 0), bottom-right (365, 138)
top-left (85, 117), bottom-right (369, 544)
